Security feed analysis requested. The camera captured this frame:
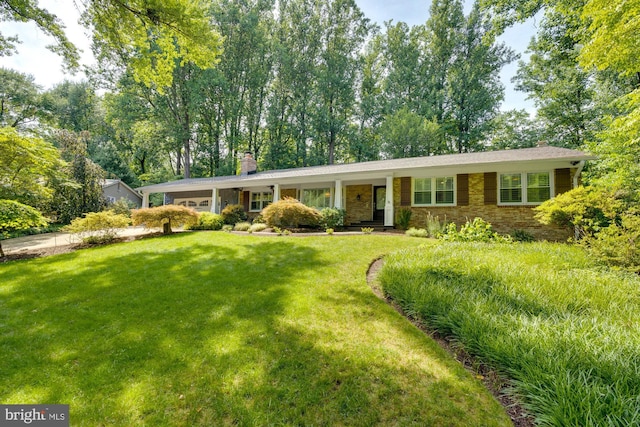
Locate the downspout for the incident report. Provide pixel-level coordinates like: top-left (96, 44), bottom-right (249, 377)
top-left (573, 160), bottom-right (586, 241)
top-left (573, 160), bottom-right (586, 189)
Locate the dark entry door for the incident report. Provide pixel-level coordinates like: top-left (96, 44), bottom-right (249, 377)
top-left (373, 186), bottom-right (386, 221)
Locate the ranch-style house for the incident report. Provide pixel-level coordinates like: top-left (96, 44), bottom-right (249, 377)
top-left (136, 146), bottom-right (594, 240)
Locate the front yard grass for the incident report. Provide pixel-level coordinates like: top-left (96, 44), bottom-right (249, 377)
top-left (379, 241), bottom-right (640, 426)
top-left (0, 233), bottom-right (511, 426)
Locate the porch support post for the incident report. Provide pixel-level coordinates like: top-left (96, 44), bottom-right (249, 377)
top-left (334, 179), bottom-right (342, 209)
top-left (142, 192), bottom-right (149, 208)
top-left (211, 188), bottom-right (219, 213)
top-left (273, 183), bottom-right (281, 202)
top-left (384, 175), bottom-right (394, 227)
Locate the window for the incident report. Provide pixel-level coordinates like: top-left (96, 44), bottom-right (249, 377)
top-left (302, 188), bottom-right (331, 209)
top-left (500, 174), bottom-right (522, 203)
top-left (527, 172), bottom-right (551, 203)
top-left (250, 192), bottom-right (273, 211)
top-left (413, 177), bottom-right (454, 206)
top-left (499, 172), bottom-right (551, 204)
top-left (199, 200), bottom-right (209, 207)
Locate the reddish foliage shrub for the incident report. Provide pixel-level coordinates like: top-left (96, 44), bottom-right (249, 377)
top-left (131, 205), bottom-right (198, 234)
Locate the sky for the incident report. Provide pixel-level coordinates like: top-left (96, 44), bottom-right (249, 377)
top-left (1, 0), bottom-right (537, 113)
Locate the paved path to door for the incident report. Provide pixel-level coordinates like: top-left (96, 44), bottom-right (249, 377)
top-left (2, 227), bottom-right (156, 255)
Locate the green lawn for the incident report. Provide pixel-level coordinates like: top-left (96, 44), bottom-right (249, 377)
top-left (0, 233), bottom-right (511, 426)
top-left (379, 241), bottom-right (640, 426)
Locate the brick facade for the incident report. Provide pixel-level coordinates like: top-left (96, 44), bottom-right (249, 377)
top-left (393, 172), bottom-right (572, 241)
top-left (345, 185), bottom-right (373, 224)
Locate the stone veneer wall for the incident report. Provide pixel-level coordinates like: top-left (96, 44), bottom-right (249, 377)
top-left (393, 173), bottom-right (571, 241)
top-left (345, 185), bottom-right (373, 224)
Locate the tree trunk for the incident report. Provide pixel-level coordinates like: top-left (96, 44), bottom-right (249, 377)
top-left (163, 222), bottom-right (172, 235)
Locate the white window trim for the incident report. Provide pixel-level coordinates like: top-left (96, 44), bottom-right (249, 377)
top-left (411, 176), bottom-right (456, 207)
top-left (249, 191), bottom-right (273, 212)
top-left (498, 171), bottom-right (554, 206)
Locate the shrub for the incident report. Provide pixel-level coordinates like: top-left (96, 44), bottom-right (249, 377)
top-left (0, 199), bottom-right (49, 257)
top-left (252, 214), bottom-right (266, 224)
top-left (108, 198), bottom-right (136, 218)
top-left (326, 228), bottom-right (334, 235)
top-left (396, 208), bottom-right (412, 230)
top-left (319, 208), bottom-right (346, 229)
top-left (361, 227), bottom-right (374, 234)
top-left (186, 212), bottom-right (224, 230)
top-left (249, 223), bottom-right (267, 233)
top-left (511, 229), bottom-right (535, 242)
top-left (131, 205), bottom-right (198, 234)
top-left (441, 218), bottom-right (511, 243)
top-left (233, 222), bottom-right (251, 231)
top-left (62, 211), bottom-right (131, 244)
top-left (406, 227), bottom-right (428, 238)
top-left (584, 212), bottom-right (640, 273)
top-left (221, 204), bottom-right (247, 225)
top-left (261, 198), bottom-right (320, 229)
top-left (535, 186), bottom-right (622, 238)
top-left (222, 224), bottom-right (233, 232)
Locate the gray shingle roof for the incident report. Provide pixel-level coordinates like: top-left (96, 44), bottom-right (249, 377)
top-left (137, 146), bottom-right (594, 192)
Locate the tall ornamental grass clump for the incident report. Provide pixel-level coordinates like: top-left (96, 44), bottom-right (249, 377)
top-left (379, 242), bottom-right (640, 426)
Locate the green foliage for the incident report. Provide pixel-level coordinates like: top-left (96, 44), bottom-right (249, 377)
top-left (583, 212), bottom-right (640, 273)
top-left (62, 211), bottom-right (131, 244)
top-left (261, 198), bottom-right (320, 229)
top-left (406, 227), bottom-right (428, 238)
top-left (325, 228), bottom-right (334, 235)
top-left (252, 214), bottom-right (266, 224)
top-left (108, 198), bottom-right (136, 218)
top-left (441, 217), bottom-right (512, 242)
top-left (0, 0), bottom-right (80, 69)
top-left (534, 186), bottom-right (622, 237)
top-left (396, 208), bottom-right (412, 230)
top-left (379, 242), bottom-right (640, 426)
top-left (233, 222), bottom-right (251, 232)
top-left (185, 212), bottom-right (224, 231)
top-left (84, 0), bottom-right (223, 91)
top-left (249, 223), bottom-right (267, 233)
top-left (49, 130), bottom-right (106, 223)
top-left (319, 208), bottom-right (346, 230)
top-left (0, 199), bottom-right (48, 257)
top-left (379, 108), bottom-right (442, 158)
top-left (131, 205), bottom-right (198, 234)
top-left (510, 229), bottom-right (535, 242)
top-left (0, 127), bottom-right (65, 207)
top-left (361, 227), bottom-right (374, 234)
top-left (222, 224), bottom-right (233, 232)
top-left (221, 204), bottom-right (247, 225)
top-left (425, 212), bottom-right (447, 237)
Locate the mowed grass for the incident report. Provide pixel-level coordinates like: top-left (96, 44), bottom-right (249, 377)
top-left (0, 233), bottom-right (511, 426)
top-left (379, 241), bottom-right (640, 426)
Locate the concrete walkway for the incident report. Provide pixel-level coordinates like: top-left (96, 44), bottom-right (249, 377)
top-left (2, 226), bottom-right (156, 255)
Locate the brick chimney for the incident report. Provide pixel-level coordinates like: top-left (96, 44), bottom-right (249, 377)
top-left (240, 151), bottom-right (257, 175)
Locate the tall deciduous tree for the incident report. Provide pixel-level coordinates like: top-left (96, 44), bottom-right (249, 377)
top-left (447, 2), bottom-right (515, 153)
top-left (513, 10), bottom-right (597, 148)
top-left (84, 0), bottom-right (223, 91)
top-left (0, 68), bottom-right (49, 129)
top-left (0, 126), bottom-right (64, 207)
top-left (0, 0), bottom-right (79, 68)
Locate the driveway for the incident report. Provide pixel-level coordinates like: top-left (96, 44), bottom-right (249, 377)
top-left (2, 226), bottom-right (156, 255)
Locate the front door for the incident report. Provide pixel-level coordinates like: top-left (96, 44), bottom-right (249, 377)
top-left (373, 186), bottom-right (386, 221)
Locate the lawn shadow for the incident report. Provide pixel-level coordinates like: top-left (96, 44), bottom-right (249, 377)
top-left (1, 235), bottom-right (511, 426)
